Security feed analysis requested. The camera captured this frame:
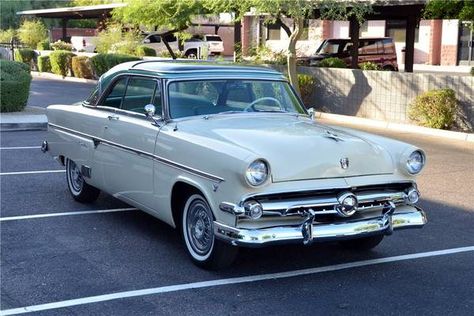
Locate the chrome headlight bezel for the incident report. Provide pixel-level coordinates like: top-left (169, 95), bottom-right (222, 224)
top-left (406, 150), bottom-right (426, 175)
top-left (245, 159), bottom-right (270, 187)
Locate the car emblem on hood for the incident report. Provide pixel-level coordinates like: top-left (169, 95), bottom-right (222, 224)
top-left (340, 157), bottom-right (349, 169)
top-left (324, 130), bottom-right (344, 142)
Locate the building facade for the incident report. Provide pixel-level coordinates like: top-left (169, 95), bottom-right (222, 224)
top-left (242, 16), bottom-right (474, 67)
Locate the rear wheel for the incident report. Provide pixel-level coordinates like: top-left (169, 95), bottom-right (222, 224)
top-left (185, 49), bottom-right (197, 59)
top-left (182, 194), bottom-right (238, 269)
top-left (66, 158), bottom-right (100, 203)
top-left (383, 65), bottom-right (395, 71)
top-left (339, 234), bottom-right (384, 251)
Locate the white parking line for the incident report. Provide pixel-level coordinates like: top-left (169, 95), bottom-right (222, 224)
top-left (0, 170), bottom-right (65, 176)
top-left (0, 146), bottom-right (41, 150)
top-left (0, 208), bottom-right (137, 222)
top-left (1, 246), bottom-right (473, 315)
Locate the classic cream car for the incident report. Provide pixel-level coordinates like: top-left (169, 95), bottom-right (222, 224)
top-left (43, 61), bottom-right (427, 269)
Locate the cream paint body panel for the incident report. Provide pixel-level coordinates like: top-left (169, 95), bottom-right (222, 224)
top-left (100, 112), bottom-right (158, 209)
top-left (46, 104), bottom-right (421, 229)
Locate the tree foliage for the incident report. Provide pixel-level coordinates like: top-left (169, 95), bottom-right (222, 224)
top-left (424, 0), bottom-right (474, 21)
top-left (113, 0), bottom-right (206, 32)
top-left (17, 20), bottom-right (48, 49)
top-left (111, 0), bottom-right (372, 93)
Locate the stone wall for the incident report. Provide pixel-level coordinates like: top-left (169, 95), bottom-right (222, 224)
top-left (295, 67), bottom-right (474, 130)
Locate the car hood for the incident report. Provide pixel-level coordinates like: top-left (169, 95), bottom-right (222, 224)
top-left (178, 114), bottom-right (394, 182)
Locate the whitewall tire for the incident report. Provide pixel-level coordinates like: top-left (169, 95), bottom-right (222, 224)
top-left (66, 158), bottom-right (100, 203)
top-left (182, 194), bottom-right (238, 269)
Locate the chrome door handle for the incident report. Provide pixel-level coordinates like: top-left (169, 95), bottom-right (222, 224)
top-left (107, 115), bottom-right (119, 121)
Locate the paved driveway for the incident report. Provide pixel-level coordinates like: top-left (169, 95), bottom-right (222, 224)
top-left (1, 122), bottom-right (473, 315)
top-left (28, 77), bottom-right (96, 108)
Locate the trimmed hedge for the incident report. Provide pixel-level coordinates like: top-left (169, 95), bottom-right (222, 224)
top-left (72, 56), bottom-right (94, 79)
top-left (409, 88), bottom-right (458, 129)
top-left (37, 40), bottom-right (50, 51)
top-left (135, 45), bottom-right (157, 57)
top-left (51, 40), bottom-right (73, 51)
top-left (14, 48), bottom-right (36, 68)
top-left (49, 50), bottom-right (75, 77)
top-left (90, 53), bottom-right (140, 76)
top-left (0, 60), bottom-right (32, 112)
top-left (297, 74), bottom-right (316, 106)
top-left (38, 55), bottom-right (51, 73)
top-left (317, 57), bottom-right (347, 68)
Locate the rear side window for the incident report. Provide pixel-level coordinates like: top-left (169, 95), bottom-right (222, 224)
top-left (206, 36), bottom-right (222, 42)
top-left (383, 39), bottom-right (395, 54)
top-left (121, 77), bottom-right (157, 113)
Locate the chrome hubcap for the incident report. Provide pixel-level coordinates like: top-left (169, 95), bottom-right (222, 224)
top-left (68, 160), bottom-right (83, 192)
top-left (186, 200), bottom-right (213, 256)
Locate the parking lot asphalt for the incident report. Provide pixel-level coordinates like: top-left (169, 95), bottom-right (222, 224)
top-left (28, 77), bottom-right (96, 108)
top-left (1, 125), bottom-right (473, 315)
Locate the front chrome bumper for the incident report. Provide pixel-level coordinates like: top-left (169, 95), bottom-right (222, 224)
top-left (214, 205), bottom-right (427, 247)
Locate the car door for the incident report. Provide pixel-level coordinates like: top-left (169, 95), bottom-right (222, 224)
top-left (97, 75), bottom-right (162, 210)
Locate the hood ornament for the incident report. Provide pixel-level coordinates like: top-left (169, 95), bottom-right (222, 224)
top-left (340, 157), bottom-right (349, 169)
top-left (324, 130), bottom-right (344, 142)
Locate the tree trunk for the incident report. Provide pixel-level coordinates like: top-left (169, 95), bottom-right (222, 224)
top-left (287, 18), bottom-right (304, 95)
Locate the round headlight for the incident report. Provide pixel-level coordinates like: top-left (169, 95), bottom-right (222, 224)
top-left (245, 160), bottom-right (269, 186)
top-left (406, 150), bottom-right (425, 174)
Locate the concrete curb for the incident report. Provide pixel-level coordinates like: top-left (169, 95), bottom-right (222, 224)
top-left (31, 71), bottom-right (98, 84)
top-left (316, 111), bottom-right (474, 143)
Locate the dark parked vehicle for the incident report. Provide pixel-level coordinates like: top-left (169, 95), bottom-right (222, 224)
top-left (299, 37), bottom-right (398, 71)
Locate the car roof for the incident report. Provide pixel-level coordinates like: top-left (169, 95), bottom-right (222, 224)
top-left (326, 37), bottom-right (392, 41)
top-left (99, 60), bottom-right (287, 88)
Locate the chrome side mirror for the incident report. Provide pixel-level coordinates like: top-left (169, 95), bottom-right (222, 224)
top-left (144, 104), bottom-right (161, 127)
top-left (144, 104), bottom-right (156, 117)
top-left (307, 107), bottom-right (315, 120)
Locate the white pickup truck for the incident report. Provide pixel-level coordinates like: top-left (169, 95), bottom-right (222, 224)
top-left (143, 33), bottom-right (224, 57)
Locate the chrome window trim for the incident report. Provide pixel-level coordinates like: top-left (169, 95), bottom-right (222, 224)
top-left (86, 73), bottom-right (166, 120)
top-left (48, 123), bottom-right (224, 183)
top-left (164, 77), bottom-right (307, 120)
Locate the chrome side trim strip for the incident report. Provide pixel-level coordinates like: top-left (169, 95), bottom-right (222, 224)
top-left (48, 123), bottom-right (224, 183)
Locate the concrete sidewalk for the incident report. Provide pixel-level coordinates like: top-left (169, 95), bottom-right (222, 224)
top-left (0, 106), bottom-right (47, 131)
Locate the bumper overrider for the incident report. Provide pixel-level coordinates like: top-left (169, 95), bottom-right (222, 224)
top-left (216, 185), bottom-right (427, 247)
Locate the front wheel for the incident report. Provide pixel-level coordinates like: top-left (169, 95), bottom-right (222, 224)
top-left (182, 194), bottom-right (238, 269)
top-left (339, 234), bottom-right (384, 251)
top-left (66, 158), bottom-right (100, 203)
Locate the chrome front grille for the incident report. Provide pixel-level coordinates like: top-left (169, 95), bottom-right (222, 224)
top-left (244, 183), bottom-right (414, 218)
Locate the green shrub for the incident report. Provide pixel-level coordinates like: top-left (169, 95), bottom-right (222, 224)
top-left (471, 67), bottom-right (474, 76)
top-left (38, 55), bottom-right (51, 72)
top-left (0, 60), bottom-right (32, 112)
top-left (409, 89), bottom-right (458, 129)
top-left (0, 29), bottom-right (16, 43)
top-left (17, 20), bottom-right (48, 49)
top-left (157, 50), bottom-right (186, 58)
top-left (14, 48), bottom-right (36, 69)
top-left (71, 56), bottom-right (94, 79)
top-left (298, 74), bottom-right (316, 106)
top-left (90, 53), bottom-right (140, 76)
top-left (51, 40), bottom-right (73, 51)
top-left (359, 61), bottom-right (381, 71)
top-left (135, 45), bottom-right (157, 57)
top-left (37, 40), bottom-right (50, 51)
top-left (317, 57), bottom-right (347, 68)
top-left (93, 23), bottom-right (142, 55)
top-left (245, 45), bottom-right (287, 65)
top-left (49, 50), bottom-right (75, 77)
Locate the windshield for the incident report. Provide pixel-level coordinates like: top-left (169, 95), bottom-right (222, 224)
top-left (316, 40), bottom-right (351, 55)
top-left (168, 79), bottom-right (305, 119)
